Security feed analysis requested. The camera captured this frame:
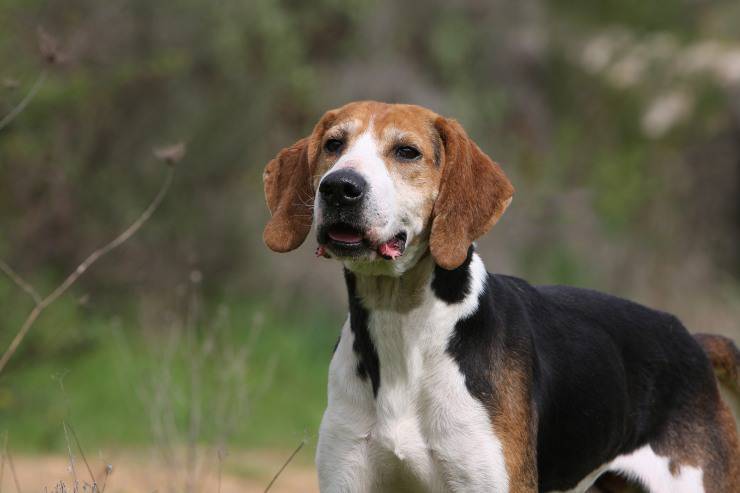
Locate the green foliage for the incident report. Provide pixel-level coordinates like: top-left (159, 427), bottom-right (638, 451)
top-left (0, 298), bottom-right (338, 453)
top-left (591, 146), bottom-right (652, 230)
top-left (552, 0), bottom-right (702, 37)
top-left (1, 0), bottom-right (740, 455)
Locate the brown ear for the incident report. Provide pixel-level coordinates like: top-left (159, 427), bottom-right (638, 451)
top-left (430, 117), bottom-right (514, 270)
top-left (263, 137), bottom-right (313, 252)
top-left (263, 111), bottom-right (337, 252)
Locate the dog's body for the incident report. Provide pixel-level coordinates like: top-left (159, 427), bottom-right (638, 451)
top-left (319, 250), bottom-right (738, 492)
top-left (262, 101), bottom-right (740, 492)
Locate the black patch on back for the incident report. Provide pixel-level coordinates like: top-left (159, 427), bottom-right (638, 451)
top-left (431, 246), bottom-right (473, 303)
top-left (445, 271), bottom-right (718, 491)
top-left (530, 284), bottom-right (716, 491)
top-left (344, 269), bottom-right (380, 397)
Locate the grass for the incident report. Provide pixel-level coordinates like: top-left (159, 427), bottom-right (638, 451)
top-left (0, 296), bottom-right (339, 456)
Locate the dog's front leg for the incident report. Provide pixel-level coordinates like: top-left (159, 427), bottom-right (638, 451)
top-left (316, 323), bottom-right (378, 492)
top-left (424, 357), bottom-right (536, 492)
top-left (316, 410), bottom-right (375, 493)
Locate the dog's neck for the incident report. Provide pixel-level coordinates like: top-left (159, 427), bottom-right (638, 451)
top-left (345, 252), bottom-right (436, 313)
top-left (341, 246), bottom-right (480, 399)
top-left (343, 245), bottom-right (476, 314)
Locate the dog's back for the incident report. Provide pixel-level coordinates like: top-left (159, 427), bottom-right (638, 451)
top-left (527, 282), bottom-right (735, 490)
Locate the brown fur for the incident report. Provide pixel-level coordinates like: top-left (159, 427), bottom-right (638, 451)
top-left (354, 254), bottom-right (435, 312)
top-left (694, 333), bottom-right (740, 392)
top-left (714, 400), bottom-right (740, 491)
top-left (650, 383), bottom-right (740, 492)
top-left (690, 333), bottom-right (740, 491)
top-left (263, 111), bottom-right (336, 252)
top-left (488, 360), bottom-right (538, 492)
top-left (591, 384), bottom-right (739, 493)
top-left (263, 102), bottom-right (740, 491)
top-left (430, 117), bottom-right (514, 270)
top-left (263, 137), bottom-right (313, 251)
top-left (591, 472), bottom-right (646, 492)
top-left (262, 102), bottom-right (514, 271)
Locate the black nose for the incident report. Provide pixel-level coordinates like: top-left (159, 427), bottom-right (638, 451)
top-left (319, 169), bottom-right (366, 207)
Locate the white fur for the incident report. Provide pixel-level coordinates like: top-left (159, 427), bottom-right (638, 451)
top-left (548, 445), bottom-right (705, 493)
top-left (316, 253), bottom-right (510, 492)
top-left (314, 120), bottom-right (708, 492)
top-left (547, 465), bottom-right (611, 493)
top-left (607, 445), bottom-right (704, 493)
top-left (315, 125), bottom-right (433, 277)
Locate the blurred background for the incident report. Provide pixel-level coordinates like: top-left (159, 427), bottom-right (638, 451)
top-left (1, 0), bottom-right (739, 491)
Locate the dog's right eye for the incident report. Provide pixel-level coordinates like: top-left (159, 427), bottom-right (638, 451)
top-left (324, 139), bottom-right (344, 153)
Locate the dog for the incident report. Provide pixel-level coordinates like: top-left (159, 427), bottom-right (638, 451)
top-left (262, 101), bottom-right (740, 492)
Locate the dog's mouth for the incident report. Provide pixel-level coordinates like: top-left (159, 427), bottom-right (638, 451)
top-left (318, 223), bottom-right (407, 260)
top-left (327, 223), bottom-right (364, 245)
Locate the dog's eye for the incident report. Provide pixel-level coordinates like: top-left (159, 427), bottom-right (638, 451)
top-left (395, 146), bottom-right (421, 160)
top-left (324, 139), bottom-right (344, 153)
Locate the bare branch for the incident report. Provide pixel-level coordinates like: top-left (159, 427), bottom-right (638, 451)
top-left (216, 448), bottom-right (225, 493)
top-left (153, 142), bottom-right (186, 166)
top-left (64, 421), bottom-right (97, 489)
top-left (100, 463), bottom-right (112, 493)
top-left (37, 27), bottom-right (63, 65)
top-left (6, 455), bottom-right (19, 493)
top-left (0, 260), bottom-right (42, 305)
top-left (1, 434), bottom-right (21, 493)
top-left (2, 78), bottom-right (21, 89)
top-left (0, 70), bottom-right (47, 133)
top-left (263, 439), bottom-right (306, 493)
top-left (1, 431), bottom-right (7, 493)
top-left (62, 421), bottom-right (79, 488)
top-left (0, 166), bottom-right (176, 374)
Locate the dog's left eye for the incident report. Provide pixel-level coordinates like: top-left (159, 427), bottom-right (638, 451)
top-left (324, 139), bottom-right (344, 153)
top-left (395, 146), bottom-right (421, 160)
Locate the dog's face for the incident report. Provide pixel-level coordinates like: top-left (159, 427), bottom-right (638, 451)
top-left (263, 101), bottom-right (514, 274)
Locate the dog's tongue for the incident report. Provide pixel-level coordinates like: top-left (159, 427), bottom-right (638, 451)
top-left (328, 229), bottom-right (362, 243)
top-left (378, 237), bottom-right (405, 260)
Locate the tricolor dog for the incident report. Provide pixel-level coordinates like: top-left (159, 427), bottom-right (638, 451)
top-left (262, 101), bottom-right (740, 492)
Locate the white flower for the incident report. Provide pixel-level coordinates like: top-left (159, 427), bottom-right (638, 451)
top-left (642, 90), bottom-right (694, 138)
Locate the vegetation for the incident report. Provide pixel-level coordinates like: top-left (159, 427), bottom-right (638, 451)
top-left (1, 295), bottom-right (336, 453)
top-left (0, 0), bottom-right (738, 488)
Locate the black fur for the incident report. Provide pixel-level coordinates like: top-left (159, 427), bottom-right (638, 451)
top-left (431, 245), bottom-right (473, 303)
top-left (332, 335), bottom-right (341, 354)
top-left (443, 254), bottom-right (718, 491)
top-left (344, 269), bottom-right (381, 397)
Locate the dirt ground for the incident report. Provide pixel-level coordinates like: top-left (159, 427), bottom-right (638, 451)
top-left (4, 388), bottom-right (738, 493)
top-left (5, 449), bottom-right (319, 493)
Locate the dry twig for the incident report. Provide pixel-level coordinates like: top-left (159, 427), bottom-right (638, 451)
top-left (1, 431), bottom-right (6, 493)
top-left (0, 70), bottom-right (47, 133)
top-left (0, 27), bottom-right (65, 133)
top-left (63, 422), bottom-right (97, 490)
top-left (0, 261), bottom-right (42, 305)
top-left (0, 24), bottom-right (182, 374)
top-left (263, 439), bottom-right (306, 493)
top-left (62, 422), bottom-right (79, 488)
top-left (0, 431), bottom-right (22, 493)
top-left (0, 165), bottom-right (177, 374)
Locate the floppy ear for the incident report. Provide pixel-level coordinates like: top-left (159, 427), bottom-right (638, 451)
top-left (430, 117), bottom-right (514, 270)
top-left (263, 138), bottom-right (313, 252)
top-left (263, 111), bottom-right (336, 252)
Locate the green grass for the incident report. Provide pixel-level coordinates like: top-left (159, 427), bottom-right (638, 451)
top-left (0, 296), bottom-right (340, 454)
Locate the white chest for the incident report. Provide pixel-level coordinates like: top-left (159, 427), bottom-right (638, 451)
top-left (317, 256), bottom-right (510, 492)
top-left (366, 307), bottom-right (452, 465)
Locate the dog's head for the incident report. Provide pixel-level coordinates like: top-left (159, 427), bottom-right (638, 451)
top-left (262, 101), bottom-right (513, 274)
